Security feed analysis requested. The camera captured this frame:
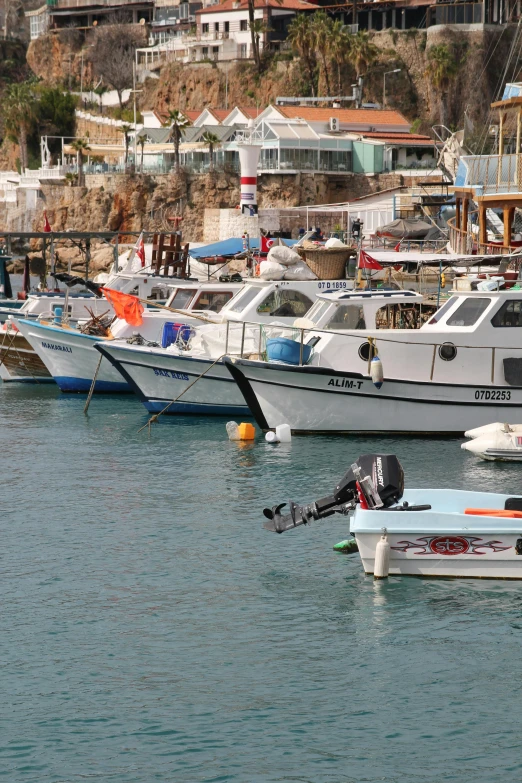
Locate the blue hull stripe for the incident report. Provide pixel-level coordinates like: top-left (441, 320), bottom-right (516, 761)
top-left (54, 376), bottom-right (131, 393)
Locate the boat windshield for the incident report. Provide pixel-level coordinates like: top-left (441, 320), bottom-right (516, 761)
top-left (325, 304), bottom-right (366, 330)
top-left (428, 296), bottom-right (457, 324)
top-left (305, 300), bottom-right (331, 325)
top-left (192, 290), bottom-right (234, 312)
top-left (226, 286), bottom-right (261, 314)
top-left (446, 297), bottom-right (491, 327)
top-left (167, 288), bottom-right (196, 309)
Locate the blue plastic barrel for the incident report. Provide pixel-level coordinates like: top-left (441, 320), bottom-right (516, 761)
top-left (162, 322), bottom-right (193, 348)
top-left (54, 307), bottom-right (63, 324)
top-left (266, 337), bottom-right (312, 365)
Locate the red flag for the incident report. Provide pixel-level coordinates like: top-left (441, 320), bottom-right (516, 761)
top-left (358, 249), bottom-right (383, 271)
top-left (393, 264), bottom-right (402, 272)
top-left (394, 241), bottom-right (401, 252)
top-left (136, 235), bottom-right (145, 268)
top-left (103, 287), bottom-right (144, 326)
top-left (260, 235), bottom-right (274, 254)
top-left (43, 211), bottom-right (52, 232)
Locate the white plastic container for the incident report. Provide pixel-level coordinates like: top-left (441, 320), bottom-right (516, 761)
top-left (275, 423), bottom-right (292, 443)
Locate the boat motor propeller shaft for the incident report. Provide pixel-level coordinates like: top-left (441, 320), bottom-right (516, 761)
top-left (263, 454), bottom-right (405, 533)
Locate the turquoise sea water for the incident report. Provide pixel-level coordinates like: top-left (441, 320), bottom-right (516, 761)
top-left (2, 383), bottom-right (522, 783)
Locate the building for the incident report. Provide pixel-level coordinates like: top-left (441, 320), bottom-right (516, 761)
top-left (46, 0), bottom-right (154, 31)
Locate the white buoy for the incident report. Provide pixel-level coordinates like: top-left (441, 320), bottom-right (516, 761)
top-left (370, 356), bottom-right (384, 389)
top-left (275, 423), bottom-right (292, 442)
top-left (265, 431), bottom-right (279, 443)
top-left (226, 421), bottom-right (240, 441)
top-left (374, 528), bottom-right (390, 579)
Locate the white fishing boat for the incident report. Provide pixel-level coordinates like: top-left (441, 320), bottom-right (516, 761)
top-left (94, 279), bottom-right (364, 414)
top-left (14, 281), bottom-right (243, 392)
top-left (225, 288), bottom-right (522, 434)
top-left (263, 453), bottom-right (522, 580)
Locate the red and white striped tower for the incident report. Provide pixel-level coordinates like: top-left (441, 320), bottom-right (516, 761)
top-left (238, 121), bottom-right (261, 213)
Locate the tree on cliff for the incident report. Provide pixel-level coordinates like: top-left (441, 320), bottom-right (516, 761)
top-left (287, 15), bottom-right (317, 96)
top-left (71, 137), bottom-right (91, 187)
top-left (247, 0), bottom-right (282, 73)
top-left (119, 123), bottom-right (133, 168)
top-left (200, 131), bottom-right (221, 172)
top-left (312, 12), bottom-right (333, 96)
top-left (163, 110), bottom-right (191, 173)
top-left (330, 20), bottom-right (351, 97)
top-left (1, 82), bottom-right (36, 172)
top-left (347, 30), bottom-right (378, 79)
top-left (89, 25), bottom-right (144, 108)
top-left (426, 44), bottom-right (458, 126)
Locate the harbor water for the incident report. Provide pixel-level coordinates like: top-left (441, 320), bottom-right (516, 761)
top-left (2, 383), bottom-right (522, 782)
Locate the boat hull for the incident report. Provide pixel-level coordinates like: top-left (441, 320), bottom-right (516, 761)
top-left (97, 342), bottom-right (250, 415)
top-left (14, 320), bottom-right (131, 393)
top-left (225, 358), bottom-right (522, 434)
top-left (351, 489), bottom-right (522, 579)
top-left (0, 331), bottom-right (53, 383)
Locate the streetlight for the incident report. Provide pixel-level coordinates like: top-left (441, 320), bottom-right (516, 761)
top-left (383, 69), bottom-right (401, 108)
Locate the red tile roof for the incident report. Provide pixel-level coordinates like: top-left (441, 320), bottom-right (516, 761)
top-left (197, 0), bottom-right (318, 14)
top-left (276, 106), bottom-right (410, 126)
top-left (237, 107), bottom-right (264, 118)
top-left (184, 110), bottom-right (202, 122)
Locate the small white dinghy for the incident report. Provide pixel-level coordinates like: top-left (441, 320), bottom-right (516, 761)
top-left (262, 453), bottom-right (522, 580)
top-left (462, 422), bottom-right (522, 461)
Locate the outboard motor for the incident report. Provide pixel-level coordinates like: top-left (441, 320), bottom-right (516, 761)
top-left (263, 454), bottom-right (404, 533)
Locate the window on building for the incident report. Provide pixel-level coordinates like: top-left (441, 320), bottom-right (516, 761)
top-left (202, 22), bottom-right (209, 32)
top-left (491, 300), bottom-right (522, 327)
top-left (212, 46), bottom-right (219, 56)
top-left (192, 291), bottom-right (234, 312)
top-left (446, 297), bottom-right (491, 327)
top-left (256, 290), bottom-right (313, 318)
top-left (240, 19), bottom-right (248, 30)
top-left (202, 46), bottom-right (208, 56)
top-left (224, 21), bottom-right (229, 32)
top-left (238, 43), bottom-right (247, 58)
top-left (325, 305), bottom-right (366, 330)
top-left (214, 21), bottom-right (219, 31)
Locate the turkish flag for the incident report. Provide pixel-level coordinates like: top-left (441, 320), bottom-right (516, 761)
top-left (43, 211), bottom-right (52, 232)
top-left (358, 249), bottom-right (383, 271)
top-left (136, 236), bottom-right (145, 268)
top-left (260, 235), bottom-right (274, 254)
top-left (394, 242), bottom-right (401, 252)
top-left (103, 288), bottom-right (144, 326)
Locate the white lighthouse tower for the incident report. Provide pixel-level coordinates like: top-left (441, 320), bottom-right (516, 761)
top-left (237, 120), bottom-right (261, 214)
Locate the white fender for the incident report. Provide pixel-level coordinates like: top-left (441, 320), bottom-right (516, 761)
top-left (374, 529), bottom-right (390, 579)
top-left (370, 356), bottom-right (384, 389)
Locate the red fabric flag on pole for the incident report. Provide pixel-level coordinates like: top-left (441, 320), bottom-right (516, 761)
top-left (136, 234), bottom-right (145, 268)
top-left (358, 249), bottom-right (384, 271)
top-left (43, 211), bottom-right (52, 232)
top-left (394, 241), bottom-right (401, 252)
top-left (103, 288), bottom-right (144, 326)
top-left (260, 235), bottom-right (274, 254)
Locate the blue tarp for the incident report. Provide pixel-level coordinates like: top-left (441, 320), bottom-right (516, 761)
top-left (189, 237), bottom-right (296, 259)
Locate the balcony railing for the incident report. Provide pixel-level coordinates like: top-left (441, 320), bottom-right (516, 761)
top-left (448, 215), bottom-right (518, 255)
top-left (456, 154), bottom-right (522, 195)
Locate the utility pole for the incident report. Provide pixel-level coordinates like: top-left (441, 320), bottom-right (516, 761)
top-left (131, 61), bottom-right (143, 167)
top-left (383, 69), bottom-right (401, 108)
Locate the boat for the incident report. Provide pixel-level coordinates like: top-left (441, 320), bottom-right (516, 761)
top-left (225, 288), bottom-right (522, 434)
top-left (92, 283), bottom-right (411, 417)
top-left (13, 280), bottom-right (243, 392)
top-left (461, 422), bottom-right (522, 461)
top-left (262, 453), bottom-right (522, 580)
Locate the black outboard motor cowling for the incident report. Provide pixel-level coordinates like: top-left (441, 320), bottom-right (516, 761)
top-left (263, 454), bottom-right (404, 533)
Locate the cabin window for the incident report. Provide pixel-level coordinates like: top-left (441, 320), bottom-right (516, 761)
top-left (169, 288), bottom-right (195, 309)
top-left (446, 297), bottom-right (491, 327)
top-left (227, 285), bottom-right (260, 313)
top-left (491, 300), bottom-right (522, 327)
top-left (192, 290), bottom-right (234, 312)
top-left (428, 296), bottom-right (457, 324)
top-left (304, 299), bottom-right (330, 324)
top-left (257, 290), bottom-right (313, 317)
top-left (325, 304), bottom-right (366, 330)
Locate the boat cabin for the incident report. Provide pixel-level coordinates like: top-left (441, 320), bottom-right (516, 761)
top-left (298, 289), bottom-right (424, 332)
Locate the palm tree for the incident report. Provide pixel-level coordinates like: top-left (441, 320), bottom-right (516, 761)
top-left (426, 44), bottom-right (458, 126)
top-left (163, 109), bottom-right (191, 173)
top-left (200, 131), bottom-right (221, 172)
top-left (1, 82), bottom-right (36, 172)
top-left (287, 14), bottom-right (317, 96)
top-left (312, 12), bottom-right (333, 97)
top-left (119, 123), bottom-right (133, 168)
top-left (247, 0), bottom-right (282, 73)
top-left (329, 19), bottom-right (351, 96)
top-left (93, 83), bottom-right (108, 115)
top-left (347, 30), bottom-right (378, 78)
top-left (70, 137), bottom-right (91, 187)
